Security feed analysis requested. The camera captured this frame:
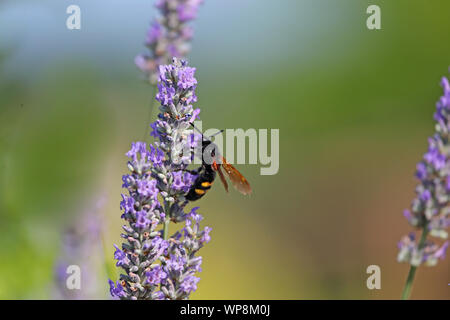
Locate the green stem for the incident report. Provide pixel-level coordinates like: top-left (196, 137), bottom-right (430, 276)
top-left (163, 218), bottom-right (170, 240)
top-left (401, 225), bottom-right (429, 300)
top-left (162, 200), bottom-right (171, 241)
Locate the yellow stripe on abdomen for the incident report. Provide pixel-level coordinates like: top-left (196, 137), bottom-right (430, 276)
top-left (195, 189), bottom-right (206, 195)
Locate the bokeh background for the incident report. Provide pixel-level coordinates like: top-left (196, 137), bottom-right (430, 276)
top-left (0, 0), bottom-right (449, 299)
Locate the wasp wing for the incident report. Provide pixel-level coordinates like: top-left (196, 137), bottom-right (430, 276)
top-left (216, 164), bottom-right (229, 192)
top-left (221, 157), bottom-right (252, 195)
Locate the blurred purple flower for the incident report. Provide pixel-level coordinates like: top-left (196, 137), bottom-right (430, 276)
top-left (145, 21), bottom-right (163, 45)
top-left (177, 0), bottom-right (203, 22)
top-left (398, 74), bottom-right (450, 268)
top-left (53, 196), bottom-right (108, 299)
top-left (136, 0), bottom-right (204, 84)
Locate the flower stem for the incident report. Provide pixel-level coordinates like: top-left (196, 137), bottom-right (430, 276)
top-left (163, 218), bottom-right (170, 240)
top-left (401, 225), bottom-right (429, 300)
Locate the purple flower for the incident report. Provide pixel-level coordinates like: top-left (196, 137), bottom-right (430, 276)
top-left (120, 194), bottom-right (135, 215)
top-left (171, 171), bottom-right (197, 192)
top-left (419, 189), bottom-right (431, 202)
top-left (171, 171), bottom-right (185, 191)
top-left (135, 54), bottom-right (156, 74)
top-left (166, 255), bottom-right (186, 272)
top-left (186, 132), bottom-right (201, 152)
top-left (146, 21), bottom-right (163, 45)
top-left (177, 0), bottom-right (203, 22)
top-left (167, 44), bottom-right (180, 59)
top-left (416, 162), bottom-right (427, 180)
top-left (177, 66), bottom-right (197, 89)
top-left (423, 144), bottom-right (445, 170)
top-left (152, 291), bottom-right (166, 300)
top-left (150, 236), bottom-right (169, 258)
top-left (135, 211), bottom-right (151, 229)
top-left (441, 77), bottom-right (450, 95)
top-left (189, 108), bottom-right (201, 122)
top-left (403, 209), bottom-right (411, 220)
top-left (149, 144), bottom-right (165, 166)
top-left (434, 241), bottom-right (449, 260)
top-left (158, 64), bottom-right (175, 83)
top-left (200, 226), bottom-right (212, 244)
top-left (53, 196), bottom-right (107, 299)
top-left (137, 179), bottom-right (158, 199)
top-left (146, 266), bottom-right (168, 285)
top-left (109, 280), bottom-right (126, 298)
top-left (113, 244), bottom-right (130, 267)
top-left (122, 174), bottom-right (131, 188)
top-left (189, 256), bottom-right (203, 272)
top-left (126, 142), bottom-right (149, 163)
top-left (179, 275), bottom-right (200, 293)
top-left (156, 83), bottom-right (176, 105)
top-left (155, 0), bottom-right (166, 9)
top-left (181, 26), bottom-right (194, 40)
top-left (189, 206), bottom-right (201, 219)
top-left (150, 121), bottom-right (163, 139)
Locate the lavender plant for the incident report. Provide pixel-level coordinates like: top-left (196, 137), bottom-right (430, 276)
top-left (109, 58), bottom-right (211, 300)
top-left (135, 0), bottom-right (204, 84)
top-left (398, 75), bottom-right (450, 299)
top-left (53, 196), bottom-right (108, 299)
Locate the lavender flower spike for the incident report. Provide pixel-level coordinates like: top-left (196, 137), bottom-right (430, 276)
top-left (398, 74), bottom-right (450, 299)
top-left (110, 58), bottom-right (211, 300)
top-left (135, 0), bottom-right (204, 84)
top-left (53, 196), bottom-right (107, 299)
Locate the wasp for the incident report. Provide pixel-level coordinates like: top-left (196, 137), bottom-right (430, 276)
top-left (184, 124), bottom-right (252, 201)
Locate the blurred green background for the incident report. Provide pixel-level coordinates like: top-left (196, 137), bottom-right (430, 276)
top-left (0, 0), bottom-right (449, 299)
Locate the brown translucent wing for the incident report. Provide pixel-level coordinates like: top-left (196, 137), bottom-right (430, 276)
top-left (216, 165), bottom-right (229, 192)
top-left (221, 157), bottom-right (252, 195)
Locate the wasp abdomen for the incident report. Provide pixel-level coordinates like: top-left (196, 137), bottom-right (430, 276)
top-left (185, 167), bottom-right (216, 201)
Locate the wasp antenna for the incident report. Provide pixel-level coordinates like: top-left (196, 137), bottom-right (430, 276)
top-left (209, 129), bottom-right (224, 139)
top-left (189, 122), bottom-right (206, 140)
